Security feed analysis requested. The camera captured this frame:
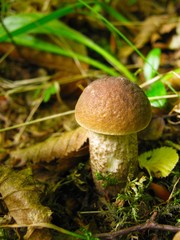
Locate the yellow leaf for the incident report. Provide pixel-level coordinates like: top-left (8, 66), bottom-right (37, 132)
top-left (138, 147), bottom-right (179, 178)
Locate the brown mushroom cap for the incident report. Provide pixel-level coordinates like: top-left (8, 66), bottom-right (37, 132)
top-left (75, 76), bottom-right (152, 135)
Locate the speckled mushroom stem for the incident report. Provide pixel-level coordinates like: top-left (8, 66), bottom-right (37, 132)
top-left (89, 131), bottom-right (138, 196)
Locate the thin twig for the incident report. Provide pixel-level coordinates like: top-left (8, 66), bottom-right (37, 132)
top-left (167, 178), bottom-right (180, 202)
top-left (94, 214), bottom-right (180, 239)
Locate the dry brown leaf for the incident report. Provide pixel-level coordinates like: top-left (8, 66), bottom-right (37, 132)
top-left (0, 43), bottom-right (88, 75)
top-left (11, 127), bottom-right (88, 168)
top-left (169, 35), bottom-right (180, 50)
top-left (159, 19), bottom-right (178, 34)
top-left (0, 166), bottom-right (52, 239)
top-left (134, 15), bottom-right (168, 49)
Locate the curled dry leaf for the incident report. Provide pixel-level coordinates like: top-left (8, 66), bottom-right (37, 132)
top-left (11, 127), bottom-right (88, 171)
top-left (134, 15), bottom-right (168, 49)
top-left (0, 166), bottom-right (52, 239)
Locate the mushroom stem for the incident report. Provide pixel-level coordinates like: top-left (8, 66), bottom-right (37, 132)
top-left (89, 131), bottom-right (138, 196)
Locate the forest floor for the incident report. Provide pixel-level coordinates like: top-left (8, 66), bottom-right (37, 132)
top-left (0, 1), bottom-right (180, 239)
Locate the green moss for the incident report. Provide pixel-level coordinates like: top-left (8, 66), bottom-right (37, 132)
top-left (95, 172), bottom-right (119, 188)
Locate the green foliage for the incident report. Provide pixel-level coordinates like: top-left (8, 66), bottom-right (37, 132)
top-left (143, 48), bottom-right (167, 108)
top-left (0, 228), bottom-right (8, 240)
top-left (80, 229), bottom-right (100, 240)
top-left (128, 0), bottom-right (137, 4)
top-left (43, 83), bottom-right (58, 103)
top-left (0, 1), bottom-right (179, 239)
top-left (1, 0), bottom-right (178, 107)
top-left (96, 172), bottom-right (118, 188)
top-left (138, 147), bottom-right (179, 178)
top-left (144, 48), bottom-right (161, 80)
top-left (96, 2), bottom-right (129, 22)
top-left (146, 80), bottom-right (167, 108)
top-left (158, 183), bottom-right (180, 225)
top-left (0, 10), bottom-right (134, 79)
top-left (106, 176), bottom-right (153, 227)
top-left (0, 2), bottom-right (85, 36)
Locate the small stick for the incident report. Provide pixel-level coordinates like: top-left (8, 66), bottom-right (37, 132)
top-left (94, 212), bottom-right (180, 239)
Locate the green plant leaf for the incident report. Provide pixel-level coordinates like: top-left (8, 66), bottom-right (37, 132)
top-left (143, 48), bottom-right (167, 108)
top-left (144, 48), bottom-right (161, 80)
top-left (146, 81), bottom-right (167, 108)
top-left (43, 84), bottom-right (57, 103)
top-left (138, 147), bottom-right (179, 178)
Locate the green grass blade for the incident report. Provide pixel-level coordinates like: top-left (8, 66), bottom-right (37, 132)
top-left (0, 2), bottom-right (91, 41)
top-left (0, 13), bottom-right (134, 80)
top-left (12, 34), bottom-right (119, 76)
top-left (97, 1), bottom-right (129, 22)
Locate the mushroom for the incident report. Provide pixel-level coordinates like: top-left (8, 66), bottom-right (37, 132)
top-left (173, 231), bottom-right (180, 240)
top-left (75, 76), bottom-right (151, 196)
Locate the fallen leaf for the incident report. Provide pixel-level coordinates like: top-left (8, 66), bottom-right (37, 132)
top-left (138, 147), bottom-right (179, 178)
top-left (11, 127), bottom-right (88, 170)
top-left (0, 166), bottom-right (52, 239)
top-left (134, 15), bottom-right (168, 49)
top-left (169, 35), bottom-right (180, 50)
top-left (0, 42), bottom-right (88, 73)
